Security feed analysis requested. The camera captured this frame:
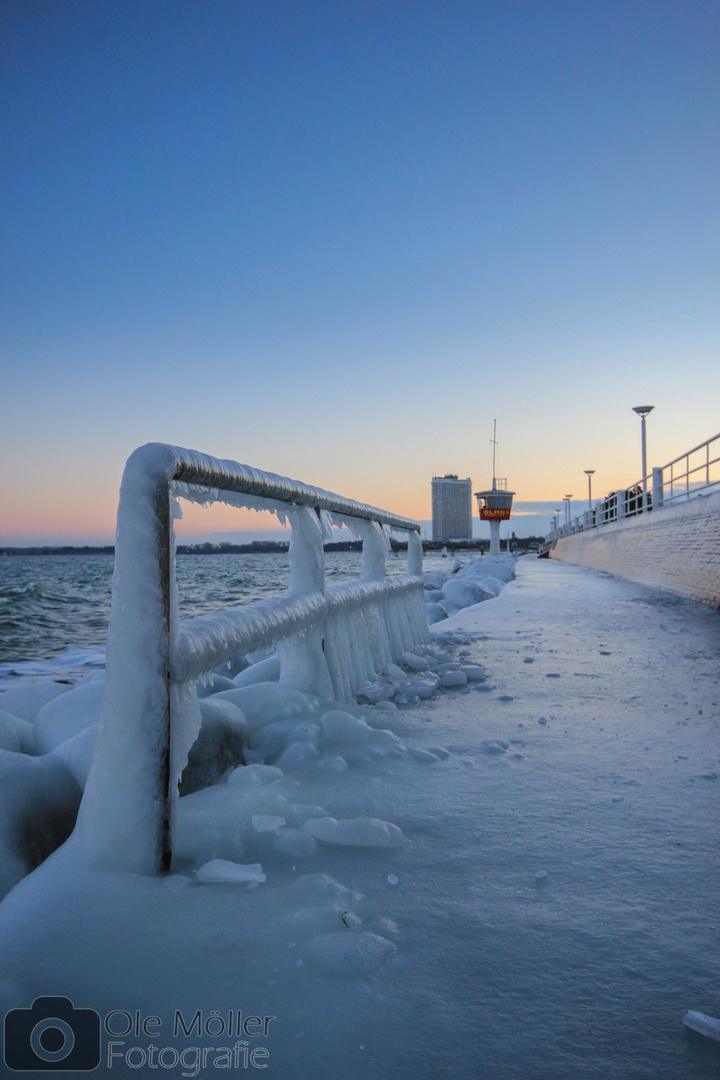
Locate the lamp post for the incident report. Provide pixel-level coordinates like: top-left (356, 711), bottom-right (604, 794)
top-left (632, 406), bottom-right (654, 496)
top-left (584, 470), bottom-right (595, 512)
top-left (564, 495), bottom-right (573, 526)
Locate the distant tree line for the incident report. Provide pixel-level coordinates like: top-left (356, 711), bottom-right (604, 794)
top-left (1, 535), bottom-right (546, 558)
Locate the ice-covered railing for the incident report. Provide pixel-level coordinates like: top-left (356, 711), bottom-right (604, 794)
top-left (74, 443), bottom-right (427, 875)
top-left (544, 430), bottom-right (720, 543)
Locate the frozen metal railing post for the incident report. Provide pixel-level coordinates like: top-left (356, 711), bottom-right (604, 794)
top-left (77, 443), bottom-right (426, 875)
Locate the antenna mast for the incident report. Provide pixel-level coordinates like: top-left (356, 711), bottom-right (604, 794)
top-left (490, 419), bottom-right (498, 492)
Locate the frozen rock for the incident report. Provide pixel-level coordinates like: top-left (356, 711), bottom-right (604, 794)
top-left (476, 576), bottom-right (503, 597)
top-left (290, 872), bottom-right (363, 906)
top-left (50, 724), bottom-right (97, 788)
top-left (34, 679), bottom-right (105, 755)
top-left (0, 750), bottom-right (82, 900)
top-left (320, 711), bottom-right (373, 745)
top-left (426, 745), bottom-right (451, 759)
top-left (461, 665), bottom-right (487, 681)
top-left (424, 569), bottom-right (451, 590)
top-left (401, 674), bottom-right (439, 699)
top-left (231, 654), bottom-right (281, 687)
top-left (0, 708), bottom-right (35, 755)
top-left (274, 741), bottom-right (319, 770)
top-left (409, 748), bottom-right (440, 764)
top-left (438, 600), bottom-right (460, 618)
top-left (317, 755), bottom-right (348, 774)
top-left (196, 859), bottom-right (266, 884)
top-left (441, 579), bottom-right (481, 610)
top-left (226, 763), bottom-right (283, 787)
top-left (302, 816), bottom-right (404, 848)
top-left (214, 683), bottom-right (318, 730)
top-left (196, 673), bottom-right (237, 698)
top-left (439, 671), bottom-right (468, 688)
top-left (401, 652), bottom-right (429, 671)
top-left (180, 698), bottom-right (248, 796)
top-left (683, 1011), bottom-right (720, 1041)
top-left (425, 603), bottom-right (448, 624)
top-left (305, 931), bottom-right (395, 977)
top-left (288, 720), bottom-right (321, 743)
top-left (356, 681), bottom-right (394, 704)
top-left (0, 680), bottom-right (71, 722)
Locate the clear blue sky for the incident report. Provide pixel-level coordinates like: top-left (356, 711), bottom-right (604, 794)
top-left (1, 0), bottom-right (718, 542)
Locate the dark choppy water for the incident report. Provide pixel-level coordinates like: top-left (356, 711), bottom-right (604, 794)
top-left (0, 550), bottom-right (416, 686)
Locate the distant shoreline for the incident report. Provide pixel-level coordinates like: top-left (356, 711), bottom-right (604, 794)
top-left (1, 536), bottom-right (544, 557)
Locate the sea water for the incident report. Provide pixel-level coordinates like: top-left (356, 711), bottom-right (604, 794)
top-left (0, 550), bottom-right (422, 686)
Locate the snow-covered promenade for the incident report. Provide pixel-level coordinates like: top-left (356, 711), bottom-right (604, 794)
top-left (0, 557), bottom-right (718, 1079)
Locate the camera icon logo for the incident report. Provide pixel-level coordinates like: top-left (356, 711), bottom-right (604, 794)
top-left (4, 996), bottom-right (100, 1072)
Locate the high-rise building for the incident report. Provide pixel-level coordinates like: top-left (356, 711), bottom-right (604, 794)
top-left (431, 475), bottom-right (472, 542)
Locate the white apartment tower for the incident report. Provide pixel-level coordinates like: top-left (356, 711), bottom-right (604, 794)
top-left (431, 474), bottom-right (472, 542)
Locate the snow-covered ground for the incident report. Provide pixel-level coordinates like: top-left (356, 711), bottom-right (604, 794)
top-left (0, 556), bottom-right (719, 1079)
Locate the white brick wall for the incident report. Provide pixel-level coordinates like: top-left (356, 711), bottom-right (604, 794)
top-left (548, 491), bottom-right (720, 605)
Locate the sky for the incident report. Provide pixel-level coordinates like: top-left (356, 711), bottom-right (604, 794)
top-left (1, 0), bottom-right (718, 544)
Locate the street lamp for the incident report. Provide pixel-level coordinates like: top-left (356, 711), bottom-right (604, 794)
top-left (554, 510), bottom-right (562, 531)
top-left (564, 495), bottom-right (573, 526)
top-left (584, 470), bottom-right (595, 512)
top-left (632, 406), bottom-right (654, 495)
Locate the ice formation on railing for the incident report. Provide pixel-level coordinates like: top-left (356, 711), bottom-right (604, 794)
top-left (72, 443), bottom-right (428, 875)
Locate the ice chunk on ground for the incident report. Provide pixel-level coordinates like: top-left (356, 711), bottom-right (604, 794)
top-left (480, 739), bottom-right (510, 755)
top-left (196, 859), bottom-right (266, 884)
top-left (302, 816), bottom-right (404, 848)
top-left (305, 931), bottom-right (395, 977)
top-left (34, 679), bottom-right (104, 755)
top-left (682, 1010), bottom-right (720, 1041)
top-left (0, 680), bottom-right (71, 722)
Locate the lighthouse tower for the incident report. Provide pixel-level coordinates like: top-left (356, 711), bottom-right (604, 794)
top-left (474, 421), bottom-right (515, 556)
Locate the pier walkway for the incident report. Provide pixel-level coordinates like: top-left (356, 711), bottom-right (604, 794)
top-left (388, 554), bottom-right (720, 1078)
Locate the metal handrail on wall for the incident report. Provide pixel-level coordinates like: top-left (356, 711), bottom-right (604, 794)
top-left (663, 432), bottom-right (720, 506)
top-left (76, 443), bottom-right (428, 874)
top-left (544, 431), bottom-right (720, 544)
